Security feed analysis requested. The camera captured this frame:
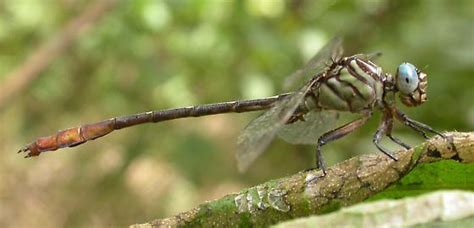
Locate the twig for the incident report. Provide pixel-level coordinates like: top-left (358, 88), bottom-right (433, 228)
top-left (131, 132), bottom-right (473, 227)
top-left (0, 0), bottom-right (118, 110)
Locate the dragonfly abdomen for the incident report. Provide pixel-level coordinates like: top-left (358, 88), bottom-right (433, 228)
top-left (308, 57), bottom-right (384, 113)
top-left (19, 94), bottom-right (290, 157)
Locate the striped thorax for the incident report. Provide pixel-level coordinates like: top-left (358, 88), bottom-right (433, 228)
top-left (304, 55), bottom-right (385, 113)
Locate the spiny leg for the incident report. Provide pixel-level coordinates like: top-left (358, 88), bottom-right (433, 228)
top-left (401, 119), bottom-right (430, 139)
top-left (316, 111), bottom-right (372, 175)
top-left (387, 134), bottom-right (411, 150)
top-left (395, 110), bottom-right (446, 139)
top-left (373, 116), bottom-right (398, 161)
top-left (394, 110), bottom-right (455, 152)
top-left (380, 112), bottom-right (412, 150)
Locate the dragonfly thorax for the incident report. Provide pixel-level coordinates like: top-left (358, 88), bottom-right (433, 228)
top-left (304, 55), bottom-right (385, 113)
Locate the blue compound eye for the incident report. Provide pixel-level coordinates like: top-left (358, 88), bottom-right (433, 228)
top-left (396, 63), bottom-right (419, 95)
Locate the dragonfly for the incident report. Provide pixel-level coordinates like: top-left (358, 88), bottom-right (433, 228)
top-left (19, 37), bottom-right (446, 175)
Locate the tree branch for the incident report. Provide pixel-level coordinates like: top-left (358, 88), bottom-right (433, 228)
top-left (132, 132), bottom-right (473, 227)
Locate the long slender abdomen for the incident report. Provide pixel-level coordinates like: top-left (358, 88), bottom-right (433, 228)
top-left (18, 93), bottom-right (289, 157)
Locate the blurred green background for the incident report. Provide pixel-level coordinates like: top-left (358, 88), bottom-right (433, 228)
top-left (1, 0), bottom-right (472, 227)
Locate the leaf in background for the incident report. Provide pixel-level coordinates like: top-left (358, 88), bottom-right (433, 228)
top-left (367, 160), bottom-right (474, 201)
top-left (273, 190), bottom-right (474, 228)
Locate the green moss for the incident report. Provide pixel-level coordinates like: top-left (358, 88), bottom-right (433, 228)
top-left (292, 195), bottom-right (312, 215)
top-left (411, 144), bottom-right (426, 164)
top-left (318, 200), bottom-right (342, 214)
top-left (237, 213), bottom-right (252, 227)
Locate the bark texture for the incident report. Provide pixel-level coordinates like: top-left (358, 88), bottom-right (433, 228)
top-left (132, 132), bottom-right (473, 227)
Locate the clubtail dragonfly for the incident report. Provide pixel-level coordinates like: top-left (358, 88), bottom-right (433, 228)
top-left (19, 37), bottom-right (445, 174)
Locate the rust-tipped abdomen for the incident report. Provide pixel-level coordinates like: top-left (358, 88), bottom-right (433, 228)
top-left (18, 120), bottom-right (115, 157)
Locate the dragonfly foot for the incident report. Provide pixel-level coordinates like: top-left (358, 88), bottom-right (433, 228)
top-left (387, 134), bottom-right (411, 150)
top-left (426, 130), bottom-right (456, 152)
top-left (378, 151), bottom-right (398, 162)
top-left (438, 132), bottom-right (448, 140)
top-left (374, 143), bottom-right (398, 161)
top-left (316, 158), bottom-right (327, 176)
top-left (302, 167), bottom-right (327, 178)
top-left (305, 171), bottom-right (326, 184)
top-left (301, 167), bottom-right (317, 173)
top-left (385, 152), bottom-right (398, 161)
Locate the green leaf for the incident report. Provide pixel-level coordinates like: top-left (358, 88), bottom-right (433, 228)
top-left (274, 190), bottom-right (474, 228)
top-left (367, 160), bottom-right (474, 201)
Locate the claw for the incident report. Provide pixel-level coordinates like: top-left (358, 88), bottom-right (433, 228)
top-left (387, 135), bottom-right (411, 150)
top-left (375, 143), bottom-right (398, 161)
top-left (316, 155), bottom-right (327, 176)
top-left (387, 153), bottom-right (398, 161)
top-left (399, 143), bottom-right (411, 150)
top-left (438, 132), bottom-right (448, 140)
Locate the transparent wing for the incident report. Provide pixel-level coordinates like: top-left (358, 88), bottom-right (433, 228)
top-left (276, 49), bottom-right (380, 145)
top-left (277, 111), bottom-right (339, 145)
top-left (236, 82), bottom-right (314, 172)
top-left (236, 37), bottom-right (346, 172)
top-left (276, 111), bottom-right (360, 145)
top-left (284, 37), bottom-right (344, 91)
top-left (354, 52), bottom-right (382, 61)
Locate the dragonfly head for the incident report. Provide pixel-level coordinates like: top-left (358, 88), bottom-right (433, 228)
top-left (395, 63), bottom-right (427, 107)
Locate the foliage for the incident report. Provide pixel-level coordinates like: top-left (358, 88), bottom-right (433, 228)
top-left (368, 160), bottom-right (474, 201)
top-left (274, 190), bottom-right (474, 227)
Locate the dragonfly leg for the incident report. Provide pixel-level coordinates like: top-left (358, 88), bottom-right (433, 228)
top-left (373, 121), bottom-right (398, 161)
top-left (380, 112), bottom-right (412, 150)
top-left (387, 134), bottom-right (411, 150)
top-left (394, 110), bottom-right (456, 153)
top-left (316, 111), bottom-right (372, 175)
top-left (394, 110), bottom-right (446, 139)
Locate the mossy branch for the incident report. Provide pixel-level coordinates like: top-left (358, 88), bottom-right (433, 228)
top-left (132, 132), bottom-right (473, 227)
